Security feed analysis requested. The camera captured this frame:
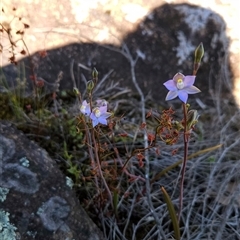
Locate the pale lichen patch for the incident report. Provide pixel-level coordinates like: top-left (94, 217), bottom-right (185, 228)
top-left (1, 163), bottom-right (39, 194)
top-left (26, 230), bottom-right (37, 238)
top-left (175, 31), bottom-right (195, 65)
top-left (174, 5), bottom-right (224, 33)
top-left (65, 176), bottom-right (74, 189)
top-left (0, 136), bottom-right (16, 162)
top-left (0, 187), bottom-right (9, 202)
top-left (19, 157), bottom-right (30, 168)
top-left (0, 210), bottom-right (17, 240)
top-left (37, 196), bottom-right (70, 231)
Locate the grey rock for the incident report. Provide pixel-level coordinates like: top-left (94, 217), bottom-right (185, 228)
top-left (1, 3), bottom-right (234, 106)
top-left (0, 120), bottom-right (104, 240)
top-left (1, 163), bottom-right (40, 194)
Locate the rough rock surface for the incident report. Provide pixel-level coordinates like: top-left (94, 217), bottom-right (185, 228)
top-left (0, 120), bottom-right (104, 240)
top-left (1, 3), bottom-right (235, 107)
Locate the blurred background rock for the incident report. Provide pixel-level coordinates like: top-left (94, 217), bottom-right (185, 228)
top-left (1, 0), bottom-right (239, 105)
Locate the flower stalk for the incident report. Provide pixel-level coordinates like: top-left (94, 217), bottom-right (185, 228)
top-left (163, 43), bottom-right (203, 223)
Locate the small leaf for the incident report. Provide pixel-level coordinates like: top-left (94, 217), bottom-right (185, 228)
top-left (161, 186), bottom-right (180, 240)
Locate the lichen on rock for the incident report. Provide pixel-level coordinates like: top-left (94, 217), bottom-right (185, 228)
top-left (0, 117), bottom-right (104, 239)
top-left (0, 135), bottom-right (16, 162)
top-left (65, 176), bottom-right (74, 189)
top-left (0, 187), bottom-right (9, 202)
top-left (0, 210), bottom-right (17, 240)
top-left (37, 196), bottom-right (70, 231)
top-left (1, 163), bottom-right (39, 194)
top-left (19, 157), bottom-right (30, 168)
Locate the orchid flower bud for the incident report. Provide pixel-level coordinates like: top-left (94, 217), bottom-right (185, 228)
top-left (73, 87), bottom-right (80, 96)
top-left (187, 110), bottom-right (199, 130)
top-left (194, 42), bottom-right (204, 64)
top-left (87, 80), bottom-right (95, 93)
top-left (194, 43), bottom-right (204, 74)
top-left (92, 67), bottom-right (98, 79)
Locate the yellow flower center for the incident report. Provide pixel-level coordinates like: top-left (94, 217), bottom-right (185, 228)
top-left (177, 79), bottom-right (184, 89)
top-left (94, 108), bottom-right (101, 117)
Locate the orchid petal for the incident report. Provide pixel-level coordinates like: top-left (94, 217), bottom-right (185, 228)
top-left (163, 80), bottom-right (177, 91)
top-left (178, 91), bottom-right (188, 103)
top-left (101, 112), bottom-right (112, 118)
top-left (90, 113), bottom-right (97, 121)
top-left (185, 86), bottom-right (201, 94)
top-left (98, 117), bottom-right (108, 125)
top-left (92, 119), bottom-right (99, 127)
top-left (183, 76), bottom-right (196, 87)
top-left (80, 100), bottom-right (91, 116)
top-left (165, 91), bottom-right (178, 101)
top-left (96, 99), bottom-right (108, 107)
top-left (173, 73), bottom-right (185, 81)
top-left (85, 107), bottom-right (91, 116)
top-left (99, 106), bottom-right (108, 113)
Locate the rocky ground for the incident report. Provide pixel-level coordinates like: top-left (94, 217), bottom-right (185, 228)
top-left (0, 121), bottom-right (104, 240)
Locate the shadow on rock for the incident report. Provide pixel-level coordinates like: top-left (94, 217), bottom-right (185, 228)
top-left (1, 3), bottom-right (235, 107)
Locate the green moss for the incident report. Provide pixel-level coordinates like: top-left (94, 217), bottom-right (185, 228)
top-left (0, 210), bottom-right (17, 240)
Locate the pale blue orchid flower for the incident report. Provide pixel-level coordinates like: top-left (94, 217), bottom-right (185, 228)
top-left (80, 100), bottom-right (91, 116)
top-left (90, 106), bottom-right (111, 127)
top-left (163, 73), bottom-right (201, 103)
